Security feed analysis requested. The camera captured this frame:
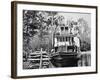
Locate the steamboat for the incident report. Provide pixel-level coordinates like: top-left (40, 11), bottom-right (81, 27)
top-left (50, 24), bottom-right (80, 67)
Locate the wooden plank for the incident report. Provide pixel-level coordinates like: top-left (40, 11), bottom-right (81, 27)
top-left (28, 58), bottom-right (50, 61)
top-left (39, 49), bottom-right (42, 69)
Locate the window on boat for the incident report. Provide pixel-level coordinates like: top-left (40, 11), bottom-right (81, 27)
top-left (66, 37), bottom-right (68, 41)
top-left (66, 37), bottom-right (70, 41)
top-left (63, 37), bottom-right (65, 41)
top-left (60, 37), bottom-right (63, 42)
top-left (61, 27), bottom-right (64, 31)
top-left (65, 27), bottom-right (68, 31)
top-left (57, 37), bottom-right (60, 42)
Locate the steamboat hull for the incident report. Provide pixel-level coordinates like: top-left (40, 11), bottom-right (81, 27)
top-left (50, 52), bottom-right (79, 67)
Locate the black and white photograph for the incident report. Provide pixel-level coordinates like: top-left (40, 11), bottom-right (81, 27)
top-left (11, 1), bottom-right (97, 78)
top-left (23, 10), bottom-right (91, 69)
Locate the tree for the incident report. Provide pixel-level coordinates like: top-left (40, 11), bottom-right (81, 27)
top-left (23, 10), bottom-right (60, 52)
top-left (78, 18), bottom-right (91, 51)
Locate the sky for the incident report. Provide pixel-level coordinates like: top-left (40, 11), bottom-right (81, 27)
top-left (58, 12), bottom-right (91, 28)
